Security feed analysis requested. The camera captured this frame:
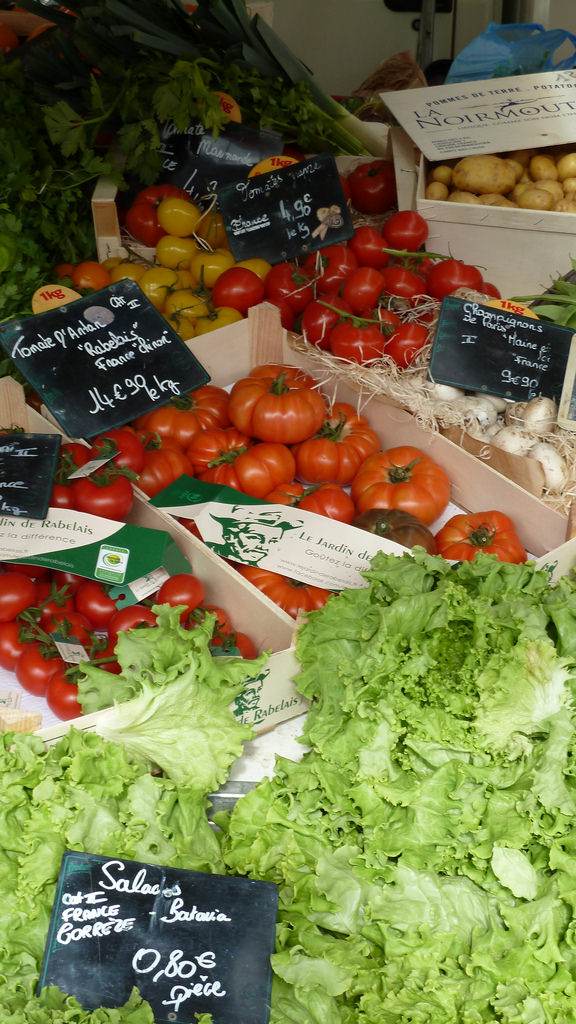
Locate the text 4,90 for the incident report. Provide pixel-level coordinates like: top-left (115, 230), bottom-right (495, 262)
top-left (88, 373), bottom-right (180, 415)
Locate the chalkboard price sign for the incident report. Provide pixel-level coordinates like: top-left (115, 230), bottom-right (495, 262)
top-left (428, 296), bottom-right (574, 402)
top-left (217, 153), bottom-right (354, 263)
top-left (39, 851), bottom-right (279, 1024)
top-left (0, 280), bottom-right (210, 438)
top-left (0, 432), bottom-right (61, 518)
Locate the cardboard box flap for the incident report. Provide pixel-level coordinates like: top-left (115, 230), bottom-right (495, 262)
top-left (380, 70), bottom-right (576, 162)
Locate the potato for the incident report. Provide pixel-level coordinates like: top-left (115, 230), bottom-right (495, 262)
top-left (503, 158), bottom-right (524, 182)
top-left (563, 177), bottom-right (576, 195)
top-left (556, 152), bottom-right (576, 181)
top-left (517, 186), bottom-right (554, 211)
top-left (534, 179), bottom-right (564, 203)
top-left (452, 155), bottom-right (516, 196)
top-left (510, 182), bottom-right (531, 202)
top-left (529, 154), bottom-right (558, 181)
top-left (506, 148), bottom-right (532, 167)
top-left (479, 194), bottom-right (518, 208)
top-left (447, 190), bottom-right (482, 204)
top-left (429, 164), bottom-right (452, 187)
top-left (425, 181), bottom-right (450, 201)
top-left (554, 197), bottom-right (576, 213)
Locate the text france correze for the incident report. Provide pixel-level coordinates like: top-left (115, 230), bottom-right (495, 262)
top-left (38, 851), bottom-right (278, 1024)
top-left (0, 280), bottom-right (210, 438)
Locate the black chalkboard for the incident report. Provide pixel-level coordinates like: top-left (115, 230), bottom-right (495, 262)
top-left (38, 851), bottom-right (279, 1024)
top-left (158, 119), bottom-right (283, 203)
top-left (217, 154), bottom-right (354, 263)
top-left (0, 432), bottom-right (60, 518)
top-left (0, 280), bottom-right (210, 439)
top-left (428, 296), bottom-right (574, 402)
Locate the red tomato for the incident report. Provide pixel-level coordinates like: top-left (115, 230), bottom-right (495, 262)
top-left (293, 401), bottom-right (381, 486)
top-left (137, 447), bottom-right (193, 499)
top-left (60, 441), bottom-right (92, 470)
top-left (91, 634), bottom-right (122, 675)
top-left (89, 427), bottom-right (147, 475)
top-left (328, 321), bottom-right (387, 364)
top-left (1, 561), bottom-right (49, 579)
top-left (190, 604), bottom-right (234, 636)
top-left (266, 298), bottom-right (295, 330)
top-left (347, 160), bottom-right (397, 215)
top-left (382, 210), bottom-right (429, 251)
top-left (341, 267), bottom-right (386, 315)
top-left (45, 666), bottom-right (84, 720)
top-left (156, 573), bottom-right (206, 618)
top-left (211, 267), bottom-right (265, 314)
top-left (45, 610), bottom-right (94, 646)
top-left (107, 605), bottom-right (158, 640)
top-left (351, 445), bottom-right (451, 525)
top-left (71, 473), bottom-right (134, 521)
top-left (16, 644), bottom-right (65, 696)
top-left (227, 368), bottom-right (326, 445)
top-left (0, 621), bottom-right (28, 672)
top-left (297, 483), bottom-right (356, 524)
top-left (426, 260), bottom-right (484, 299)
top-left (50, 570), bottom-right (84, 595)
top-left (348, 225), bottom-right (390, 269)
top-left (226, 442), bottom-right (296, 499)
top-left (236, 565), bottom-right (333, 619)
top-left (0, 572), bottom-right (37, 622)
top-left (50, 483), bottom-right (75, 509)
top-left (434, 511), bottom-right (527, 564)
top-left (211, 629), bottom-right (258, 658)
top-left (74, 580), bottom-right (117, 630)
top-left (133, 384), bottom-right (231, 446)
top-left (186, 426), bottom-right (251, 474)
top-left (39, 589), bottom-right (77, 630)
top-left (124, 184), bottom-right (188, 248)
top-left (482, 282), bottom-right (502, 299)
top-left (384, 323), bottom-right (429, 368)
top-left (264, 262), bottom-right (314, 315)
top-left (300, 294), bottom-right (353, 350)
top-left (302, 245), bottom-right (358, 294)
top-left (381, 266), bottom-right (427, 299)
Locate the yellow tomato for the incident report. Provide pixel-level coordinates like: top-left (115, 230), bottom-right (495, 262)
top-left (155, 234), bottom-right (199, 270)
top-left (109, 261), bottom-right (147, 284)
top-left (164, 314), bottom-right (197, 342)
top-left (194, 306), bottom-right (244, 334)
top-left (195, 210), bottom-right (229, 249)
top-left (175, 268), bottom-right (195, 289)
top-left (190, 248), bottom-right (235, 288)
top-left (234, 258), bottom-right (272, 281)
top-left (102, 256), bottom-right (124, 271)
top-left (163, 288), bottom-right (213, 321)
top-left (156, 197), bottom-right (203, 237)
top-left (138, 266), bottom-right (179, 310)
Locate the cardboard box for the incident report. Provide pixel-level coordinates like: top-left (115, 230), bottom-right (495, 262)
top-left (382, 70), bottom-right (576, 298)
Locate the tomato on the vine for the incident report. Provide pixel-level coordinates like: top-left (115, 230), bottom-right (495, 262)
top-left (300, 294), bottom-right (353, 349)
top-left (0, 621), bottom-right (28, 672)
top-left (341, 267), bottom-right (386, 315)
top-left (264, 262), bottom-right (314, 315)
top-left (16, 643), bottom-right (65, 696)
top-left (381, 266), bottom-right (427, 299)
top-left (382, 210), bottom-right (429, 251)
top-left (46, 666), bottom-right (84, 720)
top-left (74, 580), bottom-right (117, 630)
top-left (348, 225), bottom-right (390, 269)
top-left (384, 323), bottom-right (429, 368)
top-left (156, 573), bottom-right (206, 618)
top-left (0, 572), bottom-right (37, 622)
top-left (71, 472), bottom-right (134, 521)
top-left (328, 321), bottom-right (387, 364)
top-left (107, 605), bottom-right (158, 639)
top-left (302, 245), bottom-right (358, 294)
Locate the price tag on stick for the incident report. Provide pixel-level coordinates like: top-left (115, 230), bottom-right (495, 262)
top-left (0, 280), bottom-right (210, 438)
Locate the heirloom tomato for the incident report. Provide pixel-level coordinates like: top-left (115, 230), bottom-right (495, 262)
top-left (236, 565), bottom-right (333, 619)
top-left (293, 401), bottom-right (381, 485)
top-left (296, 483), bottom-right (355, 524)
top-left (186, 427), bottom-right (251, 475)
top-left (351, 445), bottom-right (451, 525)
top-left (352, 508), bottom-right (437, 554)
top-left (434, 511), bottom-right (527, 564)
top-left (70, 261), bottom-right (111, 292)
top-left (90, 427), bottom-right (147, 474)
top-left (134, 384), bottom-right (230, 444)
top-left (137, 447), bottom-right (193, 498)
top-left (228, 365), bottom-right (326, 444)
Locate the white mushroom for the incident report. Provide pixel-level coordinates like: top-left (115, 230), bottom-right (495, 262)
top-left (489, 426), bottom-right (536, 455)
top-left (527, 443), bottom-right (567, 492)
top-left (519, 396), bottom-right (558, 434)
top-left (452, 395), bottom-right (500, 432)
top-left (424, 381), bottom-right (466, 402)
top-left (504, 401), bottom-right (527, 426)
top-left (472, 392), bottom-right (508, 413)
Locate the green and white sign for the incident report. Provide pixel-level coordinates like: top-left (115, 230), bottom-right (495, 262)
top-left (152, 477), bottom-right (405, 591)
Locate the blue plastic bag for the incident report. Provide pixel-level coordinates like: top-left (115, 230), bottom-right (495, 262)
top-left (445, 23), bottom-right (576, 84)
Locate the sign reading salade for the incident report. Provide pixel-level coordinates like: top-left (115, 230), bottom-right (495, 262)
top-left (38, 851), bottom-right (278, 1024)
top-left (0, 432), bottom-right (60, 518)
top-left (0, 280), bottom-right (210, 438)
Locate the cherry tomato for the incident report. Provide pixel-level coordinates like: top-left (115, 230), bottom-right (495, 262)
top-left (70, 473), bottom-right (134, 521)
top-left (211, 267), bottom-right (265, 314)
top-left (347, 160), bottom-right (397, 215)
top-left (264, 262), bottom-right (315, 315)
top-left (0, 572), bottom-right (37, 622)
top-left (107, 605), bottom-right (158, 640)
top-left (385, 323), bottom-right (430, 367)
top-left (348, 225), bottom-right (390, 269)
top-left (0, 621), bottom-right (28, 672)
top-left (382, 210), bottom-right (429, 251)
top-left (328, 321), bottom-right (387, 363)
top-left (46, 666), bottom-right (84, 720)
top-left (426, 260), bottom-right (484, 300)
top-left (74, 580), bottom-right (117, 630)
top-left (70, 261), bottom-right (111, 292)
top-left (16, 644), bottom-right (65, 696)
top-left (302, 245), bottom-right (358, 295)
top-left (300, 294), bottom-right (353, 350)
top-left (156, 573), bottom-right (206, 619)
top-left (341, 267), bottom-right (386, 315)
